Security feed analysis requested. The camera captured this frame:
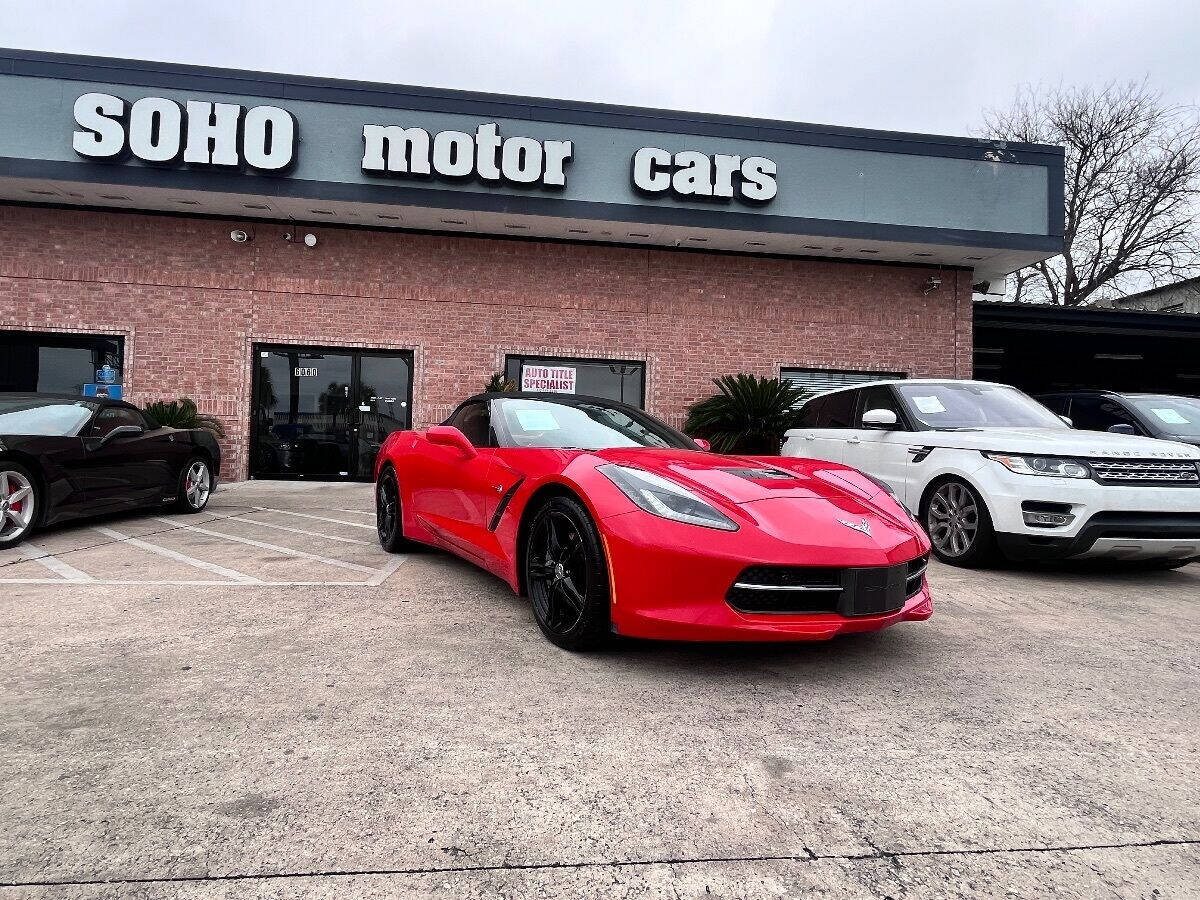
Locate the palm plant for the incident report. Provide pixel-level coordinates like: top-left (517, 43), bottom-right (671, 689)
top-left (142, 398), bottom-right (226, 436)
top-left (484, 372), bottom-right (517, 392)
top-left (684, 374), bottom-right (807, 454)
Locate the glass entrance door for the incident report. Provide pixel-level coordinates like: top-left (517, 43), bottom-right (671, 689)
top-left (252, 346), bottom-right (412, 480)
top-left (355, 352), bottom-right (413, 478)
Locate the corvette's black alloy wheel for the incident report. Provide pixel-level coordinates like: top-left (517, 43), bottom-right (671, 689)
top-left (525, 496), bottom-right (611, 650)
top-left (376, 467), bottom-right (409, 553)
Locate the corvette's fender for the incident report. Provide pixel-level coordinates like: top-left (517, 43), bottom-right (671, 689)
top-left (489, 456), bottom-right (635, 594)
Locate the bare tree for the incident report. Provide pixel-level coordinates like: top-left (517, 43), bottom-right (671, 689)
top-left (982, 81), bottom-right (1200, 306)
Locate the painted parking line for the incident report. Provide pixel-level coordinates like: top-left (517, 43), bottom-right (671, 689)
top-left (151, 518), bottom-right (379, 574)
top-left (333, 507), bottom-right (375, 516)
top-left (0, 578), bottom-right (403, 586)
top-left (251, 507), bottom-right (376, 530)
top-left (93, 526), bottom-right (262, 584)
top-left (231, 516), bottom-right (375, 546)
top-left (367, 555), bottom-right (408, 586)
top-left (18, 543), bottom-right (95, 582)
top-left (1, 512), bottom-right (408, 588)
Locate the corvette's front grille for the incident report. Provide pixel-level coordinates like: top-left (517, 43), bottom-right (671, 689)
top-left (1087, 459), bottom-right (1199, 485)
top-left (727, 557), bottom-right (927, 617)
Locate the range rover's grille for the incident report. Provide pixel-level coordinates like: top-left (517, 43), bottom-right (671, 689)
top-left (727, 555), bottom-right (928, 617)
top-left (1088, 459), bottom-right (1199, 485)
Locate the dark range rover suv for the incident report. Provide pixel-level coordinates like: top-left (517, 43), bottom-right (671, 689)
top-left (1037, 390), bottom-right (1200, 450)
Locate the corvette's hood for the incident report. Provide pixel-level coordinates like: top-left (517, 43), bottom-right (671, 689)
top-left (591, 448), bottom-right (888, 506)
top-left (590, 448), bottom-right (921, 553)
top-left (899, 427), bottom-right (1200, 460)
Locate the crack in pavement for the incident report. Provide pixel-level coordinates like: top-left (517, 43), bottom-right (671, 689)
top-left (2, 837), bottom-right (1196, 889)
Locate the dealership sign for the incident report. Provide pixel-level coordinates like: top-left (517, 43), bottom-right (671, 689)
top-left (521, 365), bottom-right (576, 393)
top-left (72, 93), bottom-right (297, 171)
top-left (70, 93), bottom-right (778, 205)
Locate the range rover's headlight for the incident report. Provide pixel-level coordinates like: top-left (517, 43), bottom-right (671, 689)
top-left (984, 453), bottom-right (1089, 478)
top-left (598, 464), bottom-right (738, 531)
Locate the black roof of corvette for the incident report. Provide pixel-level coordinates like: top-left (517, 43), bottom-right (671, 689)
top-left (457, 391), bottom-right (645, 410)
top-left (0, 392), bottom-right (125, 406)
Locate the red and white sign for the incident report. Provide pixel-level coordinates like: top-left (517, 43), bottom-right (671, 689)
top-left (521, 364), bottom-right (576, 393)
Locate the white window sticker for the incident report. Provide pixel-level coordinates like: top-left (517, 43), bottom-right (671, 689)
top-left (514, 409), bottom-right (560, 431)
top-left (1150, 408), bottom-right (1190, 426)
top-left (913, 395), bottom-right (947, 414)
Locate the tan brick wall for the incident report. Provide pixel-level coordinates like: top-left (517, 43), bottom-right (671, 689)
top-left (0, 205), bottom-right (974, 479)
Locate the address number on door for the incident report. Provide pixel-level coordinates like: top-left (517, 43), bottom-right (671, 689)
top-left (294, 367), bottom-right (318, 377)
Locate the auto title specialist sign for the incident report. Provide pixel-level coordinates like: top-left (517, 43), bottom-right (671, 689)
top-left (521, 365), bottom-right (576, 393)
top-left (69, 92), bottom-right (779, 205)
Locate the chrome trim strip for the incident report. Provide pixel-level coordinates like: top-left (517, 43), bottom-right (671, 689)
top-left (732, 582), bottom-right (842, 592)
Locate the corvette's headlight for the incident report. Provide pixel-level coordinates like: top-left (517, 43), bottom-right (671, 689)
top-left (598, 464), bottom-right (738, 531)
top-left (984, 453), bottom-right (1090, 478)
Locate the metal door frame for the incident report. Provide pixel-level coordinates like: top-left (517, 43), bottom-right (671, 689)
top-left (249, 343), bottom-right (414, 481)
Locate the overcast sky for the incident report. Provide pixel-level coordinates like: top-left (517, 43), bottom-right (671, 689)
top-left (2, 0), bottom-right (1198, 136)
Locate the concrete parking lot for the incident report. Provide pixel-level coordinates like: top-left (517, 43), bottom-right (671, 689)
top-left (0, 481), bottom-right (1196, 899)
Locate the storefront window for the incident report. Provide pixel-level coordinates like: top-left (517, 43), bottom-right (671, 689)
top-left (505, 354), bottom-right (645, 407)
top-left (0, 331), bottom-right (124, 396)
top-left (781, 367), bottom-right (905, 394)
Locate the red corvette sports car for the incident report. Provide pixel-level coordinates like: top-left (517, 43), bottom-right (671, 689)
top-left (375, 393), bottom-right (932, 649)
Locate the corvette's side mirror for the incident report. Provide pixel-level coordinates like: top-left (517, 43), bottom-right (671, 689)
top-left (96, 424), bottom-right (143, 447)
top-left (427, 425), bottom-right (477, 458)
top-left (693, 438), bottom-right (712, 452)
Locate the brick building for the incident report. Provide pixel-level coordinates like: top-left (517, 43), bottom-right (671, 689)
top-left (0, 50), bottom-right (1062, 480)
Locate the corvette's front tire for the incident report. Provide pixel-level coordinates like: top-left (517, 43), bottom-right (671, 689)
top-left (376, 466), bottom-right (417, 553)
top-left (524, 496), bottom-right (612, 651)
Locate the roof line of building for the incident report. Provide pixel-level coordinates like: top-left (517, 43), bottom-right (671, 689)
top-left (1114, 274), bottom-right (1200, 304)
top-left (0, 47), bottom-right (1064, 161)
top-left (975, 300), bottom-right (1200, 334)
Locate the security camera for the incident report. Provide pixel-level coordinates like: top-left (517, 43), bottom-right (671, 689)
top-left (303, 233), bottom-right (318, 248)
top-left (923, 275), bottom-right (943, 295)
top-left (229, 229), bottom-right (251, 243)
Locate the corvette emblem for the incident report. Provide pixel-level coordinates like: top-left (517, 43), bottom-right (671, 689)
top-left (838, 518), bottom-right (872, 536)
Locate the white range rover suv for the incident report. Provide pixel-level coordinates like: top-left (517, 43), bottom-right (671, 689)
top-left (782, 379), bottom-right (1200, 568)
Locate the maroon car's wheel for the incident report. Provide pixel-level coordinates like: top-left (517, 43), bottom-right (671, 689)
top-left (525, 496), bottom-right (611, 650)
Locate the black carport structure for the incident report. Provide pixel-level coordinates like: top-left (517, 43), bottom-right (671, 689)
top-left (974, 302), bottom-right (1200, 397)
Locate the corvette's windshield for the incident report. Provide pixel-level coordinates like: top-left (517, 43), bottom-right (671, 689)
top-left (1126, 395), bottom-right (1200, 437)
top-left (492, 397), bottom-right (696, 450)
top-left (896, 383), bottom-right (1066, 430)
top-left (0, 399), bottom-right (97, 436)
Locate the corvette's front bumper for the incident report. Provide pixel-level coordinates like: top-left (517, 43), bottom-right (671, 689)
top-left (599, 509), bottom-right (932, 642)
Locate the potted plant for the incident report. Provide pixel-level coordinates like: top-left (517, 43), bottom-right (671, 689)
top-left (142, 398), bottom-right (226, 436)
top-left (684, 374), bottom-right (807, 454)
top-left (484, 372), bottom-right (517, 392)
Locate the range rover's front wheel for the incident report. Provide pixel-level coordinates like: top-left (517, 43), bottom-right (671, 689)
top-left (923, 478), bottom-right (998, 567)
